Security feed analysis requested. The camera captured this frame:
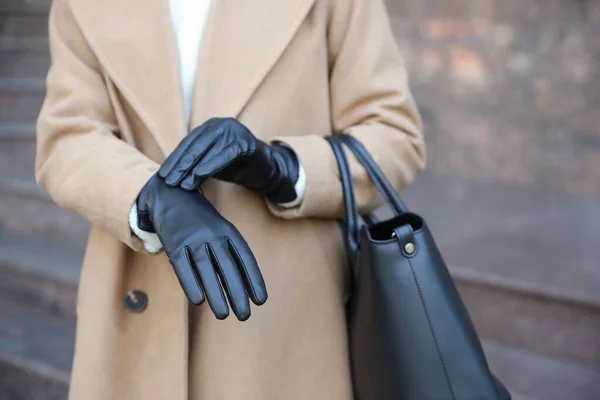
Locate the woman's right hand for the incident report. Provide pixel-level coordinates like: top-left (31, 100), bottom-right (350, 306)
top-left (136, 174), bottom-right (268, 321)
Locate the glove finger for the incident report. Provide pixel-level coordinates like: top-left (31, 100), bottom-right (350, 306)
top-left (169, 247), bottom-right (205, 305)
top-left (189, 245), bottom-right (230, 320)
top-left (158, 122), bottom-right (212, 179)
top-left (207, 241), bottom-right (251, 321)
top-left (226, 237), bottom-right (268, 306)
top-left (162, 130), bottom-right (224, 187)
top-left (159, 119), bottom-right (222, 183)
top-left (180, 142), bottom-right (242, 191)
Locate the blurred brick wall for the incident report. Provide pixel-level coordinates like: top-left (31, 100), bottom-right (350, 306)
top-left (385, 0), bottom-right (600, 195)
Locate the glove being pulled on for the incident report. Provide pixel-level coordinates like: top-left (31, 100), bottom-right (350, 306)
top-left (136, 173), bottom-right (268, 321)
top-left (158, 118), bottom-right (300, 204)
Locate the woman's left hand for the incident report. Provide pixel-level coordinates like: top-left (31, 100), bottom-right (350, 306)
top-left (159, 118), bottom-right (300, 204)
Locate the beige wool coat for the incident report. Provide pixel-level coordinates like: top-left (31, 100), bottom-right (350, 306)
top-left (35, 0), bottom-right (426, 398)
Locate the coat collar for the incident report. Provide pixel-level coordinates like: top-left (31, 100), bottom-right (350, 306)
top-left (70, 0), bottom-right (316, 156)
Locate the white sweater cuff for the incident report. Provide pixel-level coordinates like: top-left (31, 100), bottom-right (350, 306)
top-left (277, 160), bottom-right (306, 208)
top-left (129, 203), bottom-right (163, 254)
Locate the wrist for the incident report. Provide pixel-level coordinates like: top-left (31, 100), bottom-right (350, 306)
top-left (276, 160), bottom-right (306, 208)
top-left (130, 173), bottom-right (163, 254)
top-left (129, 202), bottom-right (163, 254)
top-left (264, 144), bottom-right (300, 203)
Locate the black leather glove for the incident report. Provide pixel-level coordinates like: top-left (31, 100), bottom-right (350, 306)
top-left (158, 118), bottom-right (300, 204)
top-left (136, 174), bottom-right (268, 321)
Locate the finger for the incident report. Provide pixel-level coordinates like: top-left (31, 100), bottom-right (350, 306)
top-left (180, 142), bottom-right (243, 191)
top-left (188, 245), bottom-right (230, 320)
top-left (226, 237), bottom-right (268, 306)
top-left (158, 121), bottom-right (214, 180)
top-left (163, 130), bottom-right (224, 187)
top-left (207, 241), bottom-right (251, 321)
top-left (169, 248), bottom-right (205, 305)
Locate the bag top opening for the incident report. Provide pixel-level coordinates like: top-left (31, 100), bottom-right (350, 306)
top-left (368, 213), bottom-right (423, 241)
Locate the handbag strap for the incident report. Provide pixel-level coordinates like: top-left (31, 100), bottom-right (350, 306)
top-left (327, 134), bottom-right (411, 274)
top-left (325, 136), bottom-right (360, 266)
top-left (339, 133), bottom-right (409, 215)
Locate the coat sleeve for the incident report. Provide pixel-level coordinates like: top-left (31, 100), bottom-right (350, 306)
top-left (267, 0), bottom-right (425, 219)
top-left (35, 0), bottom-right (159, 251)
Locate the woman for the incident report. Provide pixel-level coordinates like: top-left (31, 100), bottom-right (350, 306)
top-left (36, 0), bottom-right (425, 398)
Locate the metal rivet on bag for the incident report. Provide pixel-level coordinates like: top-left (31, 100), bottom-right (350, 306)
top-left (404, 243), bottom-right (415, 254)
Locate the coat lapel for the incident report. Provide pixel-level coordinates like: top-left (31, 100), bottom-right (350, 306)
top-left (70, 0), bottom-right (186, 155)
top-left (190, 0), bottom-right (317, 125)
top-left (70, 0), bottom-right (316, 153)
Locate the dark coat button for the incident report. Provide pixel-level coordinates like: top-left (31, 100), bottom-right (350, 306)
top-left (125, 290), bottom-right (148, 313)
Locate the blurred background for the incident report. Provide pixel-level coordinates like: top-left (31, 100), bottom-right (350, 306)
top-left (0, 0), bottom-right (598, 398)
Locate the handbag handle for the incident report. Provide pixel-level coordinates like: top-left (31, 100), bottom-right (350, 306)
top-left (327, 134), bottom-right (411, 273)
top-left (339, 134), bottom-right (409, 215)
top-left (325, 136), bottom-right (361, 265)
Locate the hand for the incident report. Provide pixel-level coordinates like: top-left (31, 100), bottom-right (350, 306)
top-left (136, 174), bottom-right (268, 321)
top-left (158, 118), bottom-right (300, 204)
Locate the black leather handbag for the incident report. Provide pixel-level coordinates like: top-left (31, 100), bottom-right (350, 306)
top-left (327, 134), bottom-right (511, 400)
